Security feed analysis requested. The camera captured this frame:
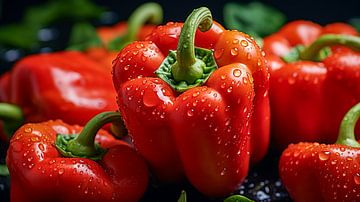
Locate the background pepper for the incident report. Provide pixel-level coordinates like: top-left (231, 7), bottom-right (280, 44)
top-left (264, 20), bottom-right (360, 149)
top-left (7, 112), bottom-right (148, 201)
top-left (279, 103), bottom-right (360, 202)
top-left (1, 51), bottom-right (118, 127)
top-left (85, 2), bottom-right (163, 70)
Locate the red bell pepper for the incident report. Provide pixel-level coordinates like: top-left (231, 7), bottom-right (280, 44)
top-left (279, 103), bottom-right (360, 202)
top-left (85, 2), bottom-right (163, 69)
top-left (263, 20), bottom-right (360, 149)
top-left (263, 21), bottom-right (358, 58)
top-left (7, 112), bottom-right (148, 202)
top-left (137, 6), bottom-right (270, 164)
top-left (1, 51), bottom-right (117, 127)
top-left (112, 7), bottom-right (268, 196)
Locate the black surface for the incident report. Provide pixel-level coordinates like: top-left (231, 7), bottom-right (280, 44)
top-left (0, 0), bottom-right (359, 201)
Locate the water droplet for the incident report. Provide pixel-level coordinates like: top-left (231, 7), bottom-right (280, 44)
top-left (214, 48), bottom-right (224, 59)
top-left (233, 69), bottom-right (242, 77)
top-left (354, 173), bottom-right (360, 184)
top-left (319, 151), bottom-right (330, 161)
top-left (230, 48), bottom-right (239, 56)
top-left (143, 89), bottom-right (160, 107)
top-left (49, 159), bottom-right (56, 165)
top-left (31, 136), bottom-right (39, 142)
top-left (24, 127), bottom-right (32, 133)
top-left (241, 40), bottom-right (248, 47)
top-left (221, 75), bottom-right (226, 80)
top-left (124, 65), bottom-right (130, 71)
top-left (58, 168), bottom-right (65, 175)
top-left (187, 109), bottom-right (194, 117)
top-left (192, 91), bottom-right (200, 97)
top-left (288, 78), bottom-right (296, 85)
top-left (227, 87), bottom-right (233, 93)
top-left (246, 53), bottom-right (251, 60)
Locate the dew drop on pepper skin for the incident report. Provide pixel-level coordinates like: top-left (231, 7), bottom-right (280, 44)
top-left (240, 40), bottom-right (248, 47)
top-left (214, 48), bottom-right (224, 59)
top-left (318, 151), bottom-right (330, 161)
top-left (24, 127), bottom-right (32, 133)
top-left (233, 69), bottom-right (242, 77)
top-left (354, 173), bottom-right (360, 185)
top-left (230, 48), bottom-right (239, 56)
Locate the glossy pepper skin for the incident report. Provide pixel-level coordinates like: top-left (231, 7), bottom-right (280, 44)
top-left (85, 2), bottom-right (163, 69)
top-left (7, 113), bottom-right (148, 202)
top-left (263, 20), bottom-right (360, 149)
top-left (279, 103), bottom-right (360, 202)
top-left (113, 7), bottom-right (268, 196)
top-left (4, 51), bottom-right (117, 126)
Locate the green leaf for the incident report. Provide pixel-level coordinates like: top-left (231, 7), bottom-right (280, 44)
top-left (223, 2), bottom-right (286, 38)
top-left (349, 18), bottom-right (360, 32)
top-left (224, 195), bottom-right (254, 202)
top-left (24, 0), bottom-right (104, 28)
top-left (0, 24), bottom-right (39, 48)
top-left (67, 23), bottom-right (102, 51)
top-left (177, 190), bottom-right (187, 202)
top-left (0, 0), bottom-right (104, 49)
top-left (0, 164), bottom-right (9, 176)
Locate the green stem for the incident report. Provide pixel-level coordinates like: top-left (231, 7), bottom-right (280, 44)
top-left (300, 34), bottom-right (360, 61)
top-left (336, 103), bottom-right (360, 148)
top-left (0, 103), bottom-right (23, 122)
top-left (66, 111), bottom-right (122, 157)
top-left (109, 2), bottom-right (163, 51)
top-left (0, 103), bottom-right (23, 139)
top-left (171, 7), bottom-right (213, 84)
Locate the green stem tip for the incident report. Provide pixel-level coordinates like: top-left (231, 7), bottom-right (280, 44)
top-left (171, 7), bottom-right (213, 84)
top-left (55, 111), bottom-right (123, 160)
top-left (336, 103), bottom-right (360, 148)
top-left (300, 34), bottom-right (360, 61)
top-left (108, 2), bottom-right (163, 51)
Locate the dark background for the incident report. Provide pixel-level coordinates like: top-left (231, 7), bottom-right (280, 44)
top-left (0, 0), bottom-right (359, 201)
top-left (1, 0), bottom-right (360, 25)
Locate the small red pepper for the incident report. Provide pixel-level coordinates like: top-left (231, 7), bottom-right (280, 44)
top-left (112, 7), bottom-right (268, 196)
top-left (85, 2), bottom-right (163, 69)
top-left (2, 51), bottom-right (118, 127)
top-left (7, 112), bottom-right (148, 201)
top-left (263, 20), bottom-right (360, 149)
top-left (279, 103), bottom-right (360, 202)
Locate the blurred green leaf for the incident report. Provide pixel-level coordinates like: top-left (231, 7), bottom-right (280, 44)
top-left (67, 22), bottom-right (102, 51)
top-left (223, 2), bottom-right (286, 38)
top-left (0, 0), bottom-right (104, 49)
top-left (349, 18), bottom-right (360, 32)
top-left (0, 24), bottom-right (39, 48)
top-left (24, 0), bottom-right (104, 27)
top-left (224, 195), bottom-right (254, 202)
top-left (0, 164), bottom-right (9, 176)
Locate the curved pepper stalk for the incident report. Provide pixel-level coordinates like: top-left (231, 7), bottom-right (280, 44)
top-left (336, 103), bottom-right (360, 147)
top-left (156, 7), bottom-right (218, 92)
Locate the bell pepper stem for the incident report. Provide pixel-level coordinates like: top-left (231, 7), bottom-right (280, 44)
top-left (171, 7), bottom-right (213, 84)
top-left (0, 103), bottom-right (23, 139)
top-left (66, 111), bottom-right (122, 157)
top-left (0, 103), bottom-right (23, 122)
top-left (336, 103), bottom-right (360, 148)
top-left (110, 2), bottom-right (163, 50)
top-left (300, 34), bottom-right (360, 61)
